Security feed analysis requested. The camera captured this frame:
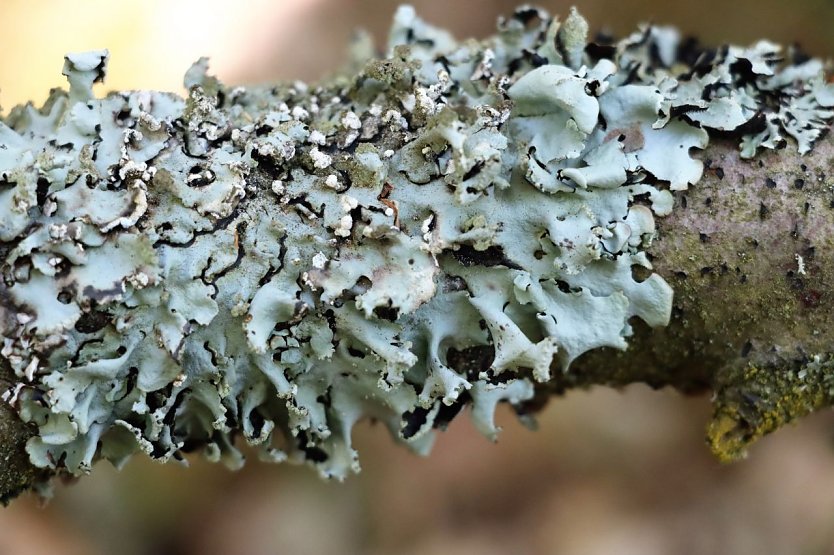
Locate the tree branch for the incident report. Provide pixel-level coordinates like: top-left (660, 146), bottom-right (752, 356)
top-left (1, 6), bottom-right (833, 503)
top-left (556, 135), bottom-right (834, 460)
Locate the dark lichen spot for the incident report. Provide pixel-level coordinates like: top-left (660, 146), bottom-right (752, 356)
top-left (401, 406), bottom-right (430, 439)
top-left (74, 310), bottom-right (110, 334)
top-left (451, 244), bottom-right (522, 270)
top-left (297, 433), bottom-right (328, 464)
top-left (759, 202), bottom-right (770, 220)
top-left (373, 305), bottom-right (400, 322)
top-left (555, 280), bottom-right (575, 293)
top-left (741, 340), bottom-right (753, 358)
top-left (36, 178), bottom-right (51, 207)
top-left (433, 394), bottom-right (468, 430)
top-left (347, 346), bottom-right (366, 359)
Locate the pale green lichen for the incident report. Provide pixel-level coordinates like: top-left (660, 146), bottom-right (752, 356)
top-left (1, 6), bottom-right (833, 481)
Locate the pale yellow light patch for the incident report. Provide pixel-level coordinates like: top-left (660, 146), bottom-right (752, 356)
top-left (0, 0), bottom-right (324, 113)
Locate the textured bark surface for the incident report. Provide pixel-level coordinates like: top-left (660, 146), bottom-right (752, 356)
top-left (560, 135), bottom-right (834, 459)
top-left (0, 357), bottom-right (46, 504)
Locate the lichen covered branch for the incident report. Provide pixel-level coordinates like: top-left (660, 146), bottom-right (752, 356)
top-left (1, 6), bottom-right (833, 502)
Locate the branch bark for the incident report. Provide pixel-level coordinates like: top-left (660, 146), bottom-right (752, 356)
top-left (0, 356), bottom-right (46, 503)
top-left (555, 135), bottom-right (834, 460)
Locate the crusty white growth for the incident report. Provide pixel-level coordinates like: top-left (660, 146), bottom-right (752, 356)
top-left (1, 6), bottom-right (833, 479)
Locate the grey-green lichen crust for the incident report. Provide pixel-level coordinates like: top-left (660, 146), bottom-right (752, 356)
top-left (1, 7), bottom-right (833, 480)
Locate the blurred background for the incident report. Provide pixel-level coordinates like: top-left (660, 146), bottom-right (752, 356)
top-left (1, 0), bottom-right (834, 111)
top-left (3, 1), bottom-right (834, 554)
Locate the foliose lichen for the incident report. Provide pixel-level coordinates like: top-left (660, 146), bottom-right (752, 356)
top-left (1, 6), bottom-right (832, 480)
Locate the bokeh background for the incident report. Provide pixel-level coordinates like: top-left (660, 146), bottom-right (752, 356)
top-left (3, 1), bottom-right (834, 554)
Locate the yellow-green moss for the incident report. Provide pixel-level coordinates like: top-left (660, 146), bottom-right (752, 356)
top-left (709, 356), bottom-right (834, 461)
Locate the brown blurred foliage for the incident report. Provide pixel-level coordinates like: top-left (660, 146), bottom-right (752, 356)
top-left (2, 2), bottom-right (834, 554)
